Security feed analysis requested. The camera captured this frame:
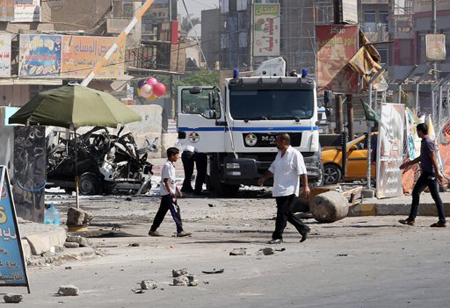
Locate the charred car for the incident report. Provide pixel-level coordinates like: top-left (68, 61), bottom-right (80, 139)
top-left (46, 127), bottom-right (156, 195)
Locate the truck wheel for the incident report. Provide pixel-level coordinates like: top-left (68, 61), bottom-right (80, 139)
top-left (79, 173), bottom-right (101, 195)
top-left (323, 164), bottom-right (342, 185)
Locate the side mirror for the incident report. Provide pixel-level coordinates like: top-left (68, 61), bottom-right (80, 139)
top-left (324, 90), bottom-right (333, 109)
top-left (189, 87), bottom-right (202, 94)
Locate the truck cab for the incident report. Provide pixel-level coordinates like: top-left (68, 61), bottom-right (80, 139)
top-left (178, 61), bottom-right (323, 196)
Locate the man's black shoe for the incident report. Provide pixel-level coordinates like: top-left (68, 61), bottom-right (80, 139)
top-left (300, 226), bottom-right (311, 243)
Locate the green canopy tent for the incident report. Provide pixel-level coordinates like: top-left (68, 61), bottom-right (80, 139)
top-left (9, 85), bottom-right (142, 208)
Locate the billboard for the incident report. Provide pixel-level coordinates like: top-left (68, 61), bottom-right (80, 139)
top-left (19, 34), bottom-right (62, 78)
top-left (14, 0), bottom-right (41, 22)
top-left (376, 103), bottom-right (405, 199)
top-left (316, 25), bottom-right (359, 94)
top-left (426, 34), bottom-right (446, 62)
top-left (253, 3), bottom-right (280, 57)
top-left (0, 166), bottom-right (30, 291)
top-left (0, 0), bottom-right (14, 21)
top-left (62, 36), bottom-right (125, 79)
top-left (0, 34), bottom-right (11, 77)
top-left (341, 0), bottom-right (358, 24)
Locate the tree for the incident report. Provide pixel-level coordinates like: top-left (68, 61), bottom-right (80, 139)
top-left (180, 14), bottom-right (201, 37)
top-left (177, 70), bottom-right (219, 87)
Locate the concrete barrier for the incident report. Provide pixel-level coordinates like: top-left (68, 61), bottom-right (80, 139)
top-left (312, 191), bottom-right (349, 223)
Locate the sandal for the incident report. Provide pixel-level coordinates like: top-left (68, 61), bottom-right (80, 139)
top-left (399, 219), bottom-right (415, 226)
top-left (430, 221), bottom-right (446, 228)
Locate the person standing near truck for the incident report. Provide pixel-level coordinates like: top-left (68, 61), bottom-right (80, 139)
top-left (258, 133), bottom-right (311, 244)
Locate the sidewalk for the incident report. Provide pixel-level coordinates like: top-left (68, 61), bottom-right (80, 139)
top-left (350, 192), bottom-right (450, 217)
top-left (19, 218), bottom-right (96, 266)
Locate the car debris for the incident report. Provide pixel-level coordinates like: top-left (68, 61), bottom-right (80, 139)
top-left (46, 126), bottom-right (157, 195)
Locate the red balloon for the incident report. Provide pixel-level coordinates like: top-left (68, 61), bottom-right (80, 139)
top-left (152, 83), bottom-right (166, 96)
top-left (146, 77), bottom-right (158, 85)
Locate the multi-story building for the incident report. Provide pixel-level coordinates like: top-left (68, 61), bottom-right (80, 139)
top-left (389, 0), bottom-right (450, 80)
top-left (201, 8), bottom-right (221, 69)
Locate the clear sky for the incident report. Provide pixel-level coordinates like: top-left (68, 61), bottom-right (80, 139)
top-left (178, 0), bottom-right (219, 36)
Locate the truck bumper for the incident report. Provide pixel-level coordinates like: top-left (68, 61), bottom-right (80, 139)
top-left (222, 155), bottom-right (322, 186)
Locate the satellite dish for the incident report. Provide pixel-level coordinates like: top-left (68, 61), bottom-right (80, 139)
top-left (47, 0), bottom-right (64, 11)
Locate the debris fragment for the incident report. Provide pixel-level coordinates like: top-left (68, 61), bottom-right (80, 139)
top-left (132, 289), bottom-right (145, 294)
top-left (65, 266), bottom-right (72, 270)
top-left (202, 268), bottom-right (224, 274)
top-left (64, 242), bottom-right (80, 249)
top-left (172, 268), bottom-right (188, 277)
top-left (261, 247), bottom-right (275, 255)
top-left (3, 294), bottom-right (23, 303)
top-left (336, 254), bottom-right (348, 257)
top-left (173, 276), bottom-right (189, 286)
top-left (229, 248), bottom-right (246, 256)
top-left (275, 248), bottom-right (286, 252)
top-left (208, 203), bottom-right (215, 207)
top-left (57, 285), bottom-right (79, 296)
top-left (129, 243), bottom-right (140, 247)
top-left (187, 275), bottom-right (198, 287)
top-left (140, 280), bottom-right (157, 290)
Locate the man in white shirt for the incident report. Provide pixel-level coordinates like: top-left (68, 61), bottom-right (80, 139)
top-left (258, 133), bottom-right (311, 244)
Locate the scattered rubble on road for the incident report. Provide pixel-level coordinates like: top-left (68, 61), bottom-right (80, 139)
top-left (260, 247), bottom-right (275, 255)
top-left (140, 280), bottom-right (158, 290)
top-left (3, 294), bottom-right (24, 304)
top-left (229, 248), bottom-right (247, 256)
top-left (173, 276), bottom-right (189, 286)
top-left (64, 242), bottom-right (80, 249)
top-left (57, 285), bottom-right (79, 296)
top-left (202, 268), bottom-right (224, 274)
top-left (172, 268), bottom-right (188, 277)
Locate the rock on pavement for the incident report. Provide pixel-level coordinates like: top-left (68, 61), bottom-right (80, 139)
top-left (3, 294), bottom-right (23, 303)
top-left (173, 276), bottom-right (189, 286)
top-left (172, 269), bottom-right (188, 277)
top-left (141, 280), bottom-right (158, 290)
top-left (66, 207), bottom-right (93, 226)
top-left (312, 191), bottom-right (349, 223)
top-left (57, 285), bottom-right (79, 296)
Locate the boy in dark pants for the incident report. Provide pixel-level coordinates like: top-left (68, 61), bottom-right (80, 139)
top-left (149, 147), bottom-right (192, 237)
top-left (399, 123), bottom-right (446, 227)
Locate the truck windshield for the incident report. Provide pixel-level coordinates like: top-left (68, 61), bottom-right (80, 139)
top-left (229, 90), bottom-right (314, 120)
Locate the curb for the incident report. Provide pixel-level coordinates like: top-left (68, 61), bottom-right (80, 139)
top-left (349, 200), bottom-right (450, 217)
top-left (27, 247), bottom-right (97, 267)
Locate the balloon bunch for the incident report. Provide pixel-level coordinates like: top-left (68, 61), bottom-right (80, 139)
top-left (137, 77), bottom-right (167, 101)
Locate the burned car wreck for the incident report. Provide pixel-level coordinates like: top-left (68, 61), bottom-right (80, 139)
top-left (46, 126), bottom-right (156, 195)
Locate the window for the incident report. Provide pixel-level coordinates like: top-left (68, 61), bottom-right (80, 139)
top-left (377, 46), bottom-right (388, 64)
top-left (229, 90), bottom-right (314, 120)
top-left (379, 10), bottom-right (389, 31)
top-left (364, 11), bottom-right (376, 23)
top-left (181, 88), bottom-right (221, 119)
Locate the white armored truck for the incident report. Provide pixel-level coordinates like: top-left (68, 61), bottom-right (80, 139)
top-left (177, 58), bottom-right (323, 196)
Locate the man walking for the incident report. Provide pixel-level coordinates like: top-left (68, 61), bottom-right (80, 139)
top-left (258, 133), bottom-right (311, 244)
top-left (149, 147), bottom-right (191, 237)
top-left (399, 123), bottom-right (446, 227)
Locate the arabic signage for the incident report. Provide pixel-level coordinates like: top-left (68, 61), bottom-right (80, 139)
top-left (19, 34), bottom-right (62, 78)
top-left (0, 166), bottom-right (30, 291)
top-left (0, 34), bottom-right (11, 77)
top-left (253, 3), bottom-right (280, 57)
top-left (62, 36), bottom-right (125, 79)
top-left (426, 34), bottom-right (446, 62)
top-left (376, 103), bottom-right (405, 199)
top-left (14, 0), bottom-right (41, 23)
top-left (0, 0), bottom-right (14, 21)
top-left (316, 25), bottom-right (359, 94)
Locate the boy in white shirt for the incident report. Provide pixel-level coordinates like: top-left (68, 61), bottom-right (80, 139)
top-left (149, 147), bottom-right (191, 237)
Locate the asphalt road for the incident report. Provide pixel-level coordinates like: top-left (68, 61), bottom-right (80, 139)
top-left (4, 194), bottom-right (450, 308)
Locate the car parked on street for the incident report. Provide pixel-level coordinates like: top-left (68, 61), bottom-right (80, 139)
top-left (321, 133), bottom-right (377, 185)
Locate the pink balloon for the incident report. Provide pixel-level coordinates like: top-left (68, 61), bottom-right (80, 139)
top-left (146, 77), bottom-right (158, 85)
top-left (140, 84), bottom-right (153, 98)
top-left (152, 83), bottom-right (166, 97)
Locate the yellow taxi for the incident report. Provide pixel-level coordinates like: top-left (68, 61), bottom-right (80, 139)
top-left (321, 133), bottom-right (377, 185)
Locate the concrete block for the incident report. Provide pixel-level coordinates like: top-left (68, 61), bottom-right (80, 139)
top-left (66, 207), bottom-right (93, 226)
top-left (312, 191), bottom-right (349, 223)
top-left (161, 133), bottom-right (178, 158)
top-left (21, 239), bottom-right (32, 259)
top-left (23, 227), bottom-right (66, 255)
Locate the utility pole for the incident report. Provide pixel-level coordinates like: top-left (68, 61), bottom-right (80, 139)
top-left (249, 0), bottom-right (254, 71)
top-left (432, 0), bottom-right (438, 81)
top-left (169, 0), bottom-right (175, 119)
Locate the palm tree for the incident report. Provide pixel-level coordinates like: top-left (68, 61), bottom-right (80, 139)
top-left (180, 14), bottom-right (201, 36)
